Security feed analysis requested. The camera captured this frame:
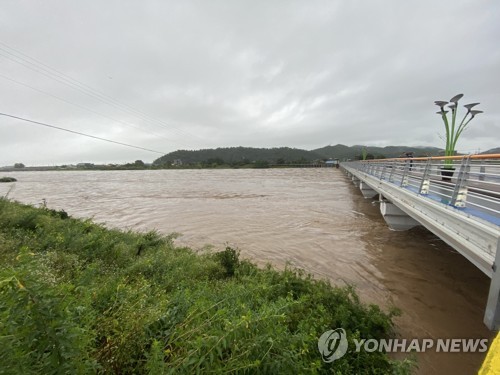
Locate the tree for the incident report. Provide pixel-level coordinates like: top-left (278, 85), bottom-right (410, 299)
top-left (254, 160), bottom-right (269, 168)
top-left (134, 160), bottom-right (145, 167)
top-left (14, 163), bottom-right (25, 168)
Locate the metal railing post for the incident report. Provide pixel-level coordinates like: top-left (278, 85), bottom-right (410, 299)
top-left (479, 165), bottom-right (485, 181)
top-left (380, 163), bottom-right (388, 180)
top-left (388, 160), bottom-right (395, 183)
top-left (419, 158), bottom-right (432, 195)
top-left (450, 156), bottom-right (471, 208)
top-left (377, 163), bottom-right (383, 179)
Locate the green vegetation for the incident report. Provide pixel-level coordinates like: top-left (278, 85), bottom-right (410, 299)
top-left (153, 147), bottom-right (322, 167)
top-left (0, 199), bottom-right (413, 373)
top-left (0, 177), bottom-right (17, 183)
top-left (152, 145), bottom-right (444, 168)
top-left (253, 160), bottom-right (270, 168)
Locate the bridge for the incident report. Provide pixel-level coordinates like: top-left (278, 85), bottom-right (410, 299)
top-left (341, 154), bottom-right (500, 330)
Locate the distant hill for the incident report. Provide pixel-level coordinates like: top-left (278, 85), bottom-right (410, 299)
top-left (153, 144), bottom-right (447, 166)
top-left (153, 147), bottom-right (322, 165)
top-left (313, 144), bottom-right (443, 160)
top-left (481, 147), bottom-right (500, 155)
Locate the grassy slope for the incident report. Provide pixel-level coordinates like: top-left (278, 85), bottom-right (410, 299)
top-left (0, 199), bottom-right (413, 374)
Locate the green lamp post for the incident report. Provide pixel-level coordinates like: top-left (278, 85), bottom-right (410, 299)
top-left (435, 94), bottom-right (483, 173)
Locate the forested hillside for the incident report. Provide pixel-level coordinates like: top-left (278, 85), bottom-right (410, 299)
top-left (153, 147), bottom-right (322, 165)
top-left (153, 144), bottom-right (444, 166)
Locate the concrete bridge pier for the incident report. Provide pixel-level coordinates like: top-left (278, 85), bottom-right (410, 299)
top-left (379, 199), bottom-right (420, 231)
top-left (360, 181), bottom-right (378, 199)
top-left (352, 176), bottom-right (360, 187)
top-left (485, 240), bottom-right (500, 330)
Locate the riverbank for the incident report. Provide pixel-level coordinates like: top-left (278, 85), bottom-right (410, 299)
top-left (0, 198), bottom-right (413, 373)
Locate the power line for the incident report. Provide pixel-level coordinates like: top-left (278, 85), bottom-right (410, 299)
top-left (0, 73), bottom-right (192, 149)
top-left (0, 48), bottom-right (194, 142)
top-left (0, 41), bottom-right (206, 144)
top-left (0, 112), bottom-right (167, 154)
top-left (0, 43), bottom-right (199, 141)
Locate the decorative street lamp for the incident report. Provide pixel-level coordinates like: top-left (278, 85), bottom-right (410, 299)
top-left (434, 93), bottom-right (483, 172)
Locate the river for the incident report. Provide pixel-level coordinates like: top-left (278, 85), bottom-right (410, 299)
top-left (0, 169), bottom-right (493, 374)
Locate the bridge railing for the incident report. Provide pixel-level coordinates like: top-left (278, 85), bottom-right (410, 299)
top-left (342, 154), bottom-right (500, 225)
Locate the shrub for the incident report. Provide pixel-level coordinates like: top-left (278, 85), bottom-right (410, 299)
top-left (213, 246), bottom-right (240, 277)
top-left (0, 177), bottom-right (17, 183)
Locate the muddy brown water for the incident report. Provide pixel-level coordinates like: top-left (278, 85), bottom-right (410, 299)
top-left (0, 169), bottom-right (493, 374)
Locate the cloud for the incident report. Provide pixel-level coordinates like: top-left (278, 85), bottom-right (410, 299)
top-left (0, 0), bottom-right (499, 165)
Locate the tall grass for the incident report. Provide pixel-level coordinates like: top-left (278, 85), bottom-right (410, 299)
top-left (0, 198), bottom-right (414, 374)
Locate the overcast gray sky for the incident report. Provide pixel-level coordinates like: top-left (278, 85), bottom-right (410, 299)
top-left (1, 1), bottom-right (499, 165)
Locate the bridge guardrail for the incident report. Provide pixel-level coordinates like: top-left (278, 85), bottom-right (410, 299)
top-left (342, 154), bottom-right (500, 227)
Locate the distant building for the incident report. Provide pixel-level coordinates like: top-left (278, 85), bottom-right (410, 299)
top-left (325, 159), bottom-right (339, 167)
top-left (172, 159), bottom-right (183, 166)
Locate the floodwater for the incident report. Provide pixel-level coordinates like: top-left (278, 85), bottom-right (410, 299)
top-left (0, 169), bottom-right (493, 374)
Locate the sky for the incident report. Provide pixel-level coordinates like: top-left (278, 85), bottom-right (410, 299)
top-left (1, 0), bottom-right (499, 165)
